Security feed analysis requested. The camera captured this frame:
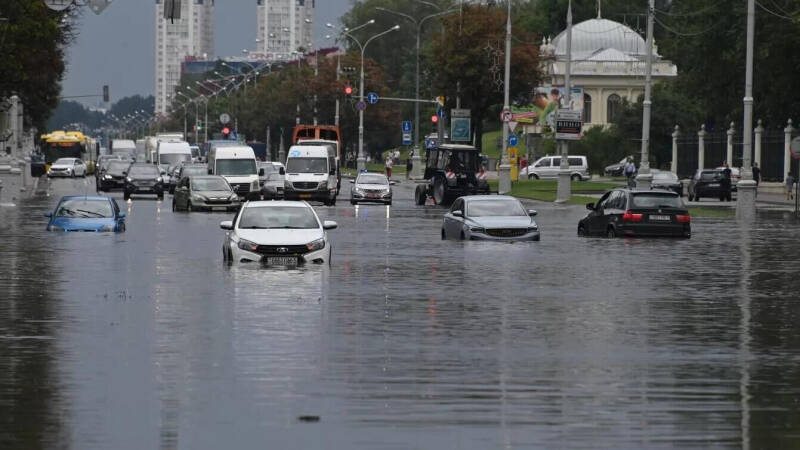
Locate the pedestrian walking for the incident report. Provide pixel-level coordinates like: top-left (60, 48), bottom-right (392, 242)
top-left (623, 157), bottom-right (637, 188)
top-left (405, 149), bottom-right (414, 180)
top-left (721, 164), bottom-right (732, 201)
top-left (385, 154), bottom-right (393, 179)
top-left (786, 173), bottom-right (795, 200)
top-left (393, 150), bottom-right (400, 163)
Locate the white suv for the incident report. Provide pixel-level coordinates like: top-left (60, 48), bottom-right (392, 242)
top-left (522, 155), bottom-right (589, 181)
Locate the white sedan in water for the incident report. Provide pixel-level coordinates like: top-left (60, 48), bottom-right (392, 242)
top-left (220, 201), bottom-right (337, 265)
top-left (47, 158), bottom-right (87, 177)
top-left (441, 195), bottom-right (540, 241)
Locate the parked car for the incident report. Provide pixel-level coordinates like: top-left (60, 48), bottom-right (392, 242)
top-left (220, 201), bottom-right (338, 265)
top-left (350, 172), bottom-right (394, 205)
top-left (521, 155), bottom-right (589, 181)
top-left (172, 175), bottom-right (240, 212)
top-left (442, 195), bottom-right (540, 241)
top-left (45, 195), bottom-right (126, 232)
top-left (47, 158), bottom-right (87, 177)
top-left (258, 161), bottom-right (286, 200)
top-left (688, 169), bottom-right (732, 201)
top-left (650, 169), bottom-right (683, 196)
top-left (169, 163), bottom-right (207, 194)
top-left (97, 160), bottom-right (132, 191)
top-left (414, 144), bottom-right (490, 206)
top-left (578, 188), bottom-right (690, 238)
top-left (604, 157), bottom-right (629, 177)
top-left (123, 163), bottom-right (165, 200)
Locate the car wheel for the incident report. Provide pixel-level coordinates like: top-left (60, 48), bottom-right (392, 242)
top-left (432, 177), bottom-right (446, 205)
top-left (528, 174), bottom-right (540, 180)
top-left (414, 184), bottom-right (427, 205)
top-left (330, 197), bottom-right (337, 206)
top-left (158, 193), bottom-right (164, 201)
top-left (577, 225), bottom-right (586, 237)
top-left (441, 229), bottom-right (446, 240)
top-left (460, 231), bottom-right (465, 241)
top-left (123, 192), bottom-right (130, 201)
top-left (606, 227), bottom-right (617, 238)
top-left (571, 174), bottom-right (581, 182)
top-left (350, 199), bottom-right (356, 205)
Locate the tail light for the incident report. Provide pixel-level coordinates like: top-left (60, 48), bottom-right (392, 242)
top-left (622, 210), bottom-right (643, 222)
top-left (676, 214), bottom-right (691, 223)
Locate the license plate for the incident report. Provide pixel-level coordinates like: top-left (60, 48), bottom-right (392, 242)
top-left (212, 206), bottom-right (227, 211)
top-left (299, 194), bottom-right (312, 199)
top-left (708, 183), bottom-right (720, 187)
top-left (367, 193), bottom-right (379, 198)
top-left (263, 256), bottom-right (298, 266)
top-left (649, 215), bottom-right (671, 221)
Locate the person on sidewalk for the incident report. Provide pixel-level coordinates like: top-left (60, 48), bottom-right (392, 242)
top-left (786, 173), bottom-right (795, 200)
top-left (405, 150), bottom-right (414, 180)
top-left (385, 154), bottom-right (393, 179)
top-left (752, 163), bottom-right (760, 198)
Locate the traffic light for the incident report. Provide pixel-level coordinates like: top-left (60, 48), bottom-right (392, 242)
top-left (431, 115), bottom-right (439, 124)
top-left (222, 127), bottom-right (230, 138)
top-left (345, 86), bottom-right (353, 96)
top-left (103, 85), bottom-right (109, 102)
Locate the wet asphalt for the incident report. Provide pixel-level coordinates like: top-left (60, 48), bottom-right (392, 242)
top-left (2, 176), bottom-right (800, 449)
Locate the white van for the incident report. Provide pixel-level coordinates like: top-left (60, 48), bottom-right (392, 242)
top-left (207, 145), bottom-right (262, 200)
top-left (296, 139), bottom-right (340, 193)
top-left (523, 155), bottom-right (589, 181)
top-left (283, 145), bottom-right (338, 206)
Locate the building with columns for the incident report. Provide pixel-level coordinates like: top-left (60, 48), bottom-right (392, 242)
top-left (154, 0), bottom-right (216, 115)
top-left (539, 14), bottom-right (677, 129)
top-left (255, 0), bottom-right (315, 60)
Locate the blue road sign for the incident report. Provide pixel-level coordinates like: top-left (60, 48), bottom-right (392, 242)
top-left (426, 138), bottom-right (438, 150)
top-left (437, 108), bottom-right (446, 119)
top-left (402, 133), bottom-right (412, 146)
top-left (508, 134), bottom-right (518, 147)
top-left (357, 101), bottom-right (367, 111)
top-left (402, 120), bottom-right (412, 133)
top-left (367, 92), bottom-right (379, 104)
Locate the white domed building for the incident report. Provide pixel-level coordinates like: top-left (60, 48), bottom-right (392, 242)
top-left (540, 15), bottom-right (677, 128)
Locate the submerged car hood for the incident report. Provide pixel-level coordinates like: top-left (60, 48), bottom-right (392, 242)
top-left (467, 216), bottom-right (533, 228)
top-left (236, 228), bottom-right (323, 245)
top-left (50, 217), bottom-right (117, 231)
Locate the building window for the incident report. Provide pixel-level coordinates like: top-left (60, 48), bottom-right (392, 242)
top-left (607, 94), bottom-right (621, 123)
top-left (583, 94), bottom-right (592, 124)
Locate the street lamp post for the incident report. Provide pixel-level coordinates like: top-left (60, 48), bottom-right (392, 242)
top-left (737, 0), bottom-right (757, 218)
top-left (636, 0), bottom-right (655, 190)
top-left (498, 0), bottom-right (513, 195)
top-left (555, 1), bottom-right (574, 202)
top-left (327, 20), bottom-right (377, 130)
top-left (342, 24), bottom-right (400, 172)
top-left (176, 91), bottom-right (193, 140)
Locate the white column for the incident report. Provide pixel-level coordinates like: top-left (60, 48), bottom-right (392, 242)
top-left (785, 119), bottom-right (794, 183)
top-left (697, 124), bottom-right (706, 170)
top-left (726, 121), bottom-right (735, 168)
top-left (671, 125), bottom-right (679, 174)
top-left (754, 119), bottom-right (763, 169)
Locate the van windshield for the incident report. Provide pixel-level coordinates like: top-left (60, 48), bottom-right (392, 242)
top-left (216, 159), bottom-right (256, 176)
top-left (287, 157), bottom-right (328, 173)
top-left (159, 153), bottom-right (191, 166)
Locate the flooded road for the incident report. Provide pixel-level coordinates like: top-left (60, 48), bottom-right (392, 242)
top-left (2, 177), bottom-right (800, 448)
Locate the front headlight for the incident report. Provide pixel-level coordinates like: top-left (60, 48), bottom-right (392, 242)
top-left (191, 194), bottom-right (208, 202)
top-left (306, 238), bottom-right (325, 251)
top-left (237, 238), bottom-right (258, 252)
top-left (99, 224), bottom-right (115, 232)
top-left (527, 226), bottom-right (539, 232)
top-left (470, 227), bottom-right (486, 233)
top-left (229, 193), bottom-right (239, 201)
top-left (49, 225), bottom-right (64, 232)
top-left (103, 174), bottom-right (112, 180)
top-left (284, 181), bottom-right (292, 189)
top-left (319, 180), bottom-right (328, 188)
top-left (126, 177), bottom-right (133, 183)
top-left (353, 186), bottom-right (364, 194)
top-left (156, 177), bottom-right (163, 183)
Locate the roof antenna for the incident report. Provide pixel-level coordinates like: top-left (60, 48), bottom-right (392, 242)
top-left (597, 0), bottom-right (602, 19)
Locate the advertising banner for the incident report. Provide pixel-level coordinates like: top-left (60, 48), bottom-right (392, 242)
top-left (511, 86), bottom-right (584, 131)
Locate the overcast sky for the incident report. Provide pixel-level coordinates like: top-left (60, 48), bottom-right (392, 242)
top-left (61, 1), bottom-right (351, 107)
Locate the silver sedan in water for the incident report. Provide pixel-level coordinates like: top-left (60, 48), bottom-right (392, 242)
top-left (441, 195), bottom-right (540, 241)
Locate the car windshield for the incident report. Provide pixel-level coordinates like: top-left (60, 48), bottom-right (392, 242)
top-left (448, 151), bottom-right (477, 173)
top-left (107, 161), bottom-right (130, 172)
top-left (216, 159), bottom-right (257, 176)
top-left (266, 173), bottom-right (284, 181)
top-left (129, 165), bottom-right (159, 177)
top-left (631, 193), bottom-right (683, 209)
top-left (54, 158), bottom-right (74, 165)
top-left (159, 153), bottom-right (191, 166)
top-left (182, 166), bottom-right (208, 176)
top-left (286, 157), bottom-right (327, 173)
top-left (653, 172), bottom-right (678, 181)
top-left (238, 206), bottom-right (319, 229)
top-left (467, 200), bottom-right (527, 217)
top-left (192, 178), bottom-right (230, 191)
top-left (259, 164), bottom-right (278, 174)
top-left (55, 199), bottom-right (113, 218)
top-left (357, 174), bottom-right (388, 185)
top-left (700, 171), bottom-right (722, 180)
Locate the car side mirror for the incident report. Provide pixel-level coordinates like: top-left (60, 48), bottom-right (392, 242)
top-left (44, 212), bottom-right (52, 217)
top-left (220, 220), bottom-right (233, 230)
top-left (279, 167), bottom-right (285, 175)
top-left (349, 179), bottom-right (355, 184)
top-left (122, 171), bottom-right (127, 176)
top-left (118, 212), bottom-right (126, 218)
top-left (258, 168), bottom-right (265, 176)
top-left (452, 210), bottom-right (463, 217)
top-left (528, 209), bottom-right (538, 217)
top-left (323, 220), bottom-right (338, 230)
top-left (586, 203), bottom-right (595, 210)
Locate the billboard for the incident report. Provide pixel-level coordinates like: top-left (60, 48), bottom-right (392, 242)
top-left (511, 86), bottom-right (584, 130)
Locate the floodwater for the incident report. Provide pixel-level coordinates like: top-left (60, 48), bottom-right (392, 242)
top-left (2, 177), bottom-right (800, 449)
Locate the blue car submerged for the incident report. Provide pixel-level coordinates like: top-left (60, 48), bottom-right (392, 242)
top-left (45, 195), bottom-right (126, 232)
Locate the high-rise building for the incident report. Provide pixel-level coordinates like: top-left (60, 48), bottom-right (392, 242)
top-left (256, 0), bottom-right (315, 61)
top-left (154, 0), bottom-right (215, 115)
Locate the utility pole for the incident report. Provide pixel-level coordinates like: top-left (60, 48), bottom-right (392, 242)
top-left (335, 52), bottom-right (341, 127)
top-left (313, 49), bottom-right (318, 126)
top-left (636, 0), bottom-right (655, 190)
top-left (266, 126), bottom-right (271, 161)
top-left (556, 0), bottom-right (573, 203)
top-left (737, 0), bottom-right (757, 218)
top-left (498, 0), bottom-right (513, 194)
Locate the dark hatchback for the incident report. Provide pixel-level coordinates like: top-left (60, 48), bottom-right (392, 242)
top-left (578, 188), bottom-right (691, 238)
top-left (97, 160), bottom-right (131, 191)
top-left (688, 169), bottom-right (732, 201)
top-left (124, 164), bottom-right (165, 200)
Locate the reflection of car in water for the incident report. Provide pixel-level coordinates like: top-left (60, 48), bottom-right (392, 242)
top-left (414, 144), bottom-right (490, 206)
top-left (45, 195), bottom-right (126, 232)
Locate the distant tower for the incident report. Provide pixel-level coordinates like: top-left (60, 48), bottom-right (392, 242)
top-left (154, 0), bottom-right (215, 115)
top-left (256, 0), bottom-right (315, 60)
